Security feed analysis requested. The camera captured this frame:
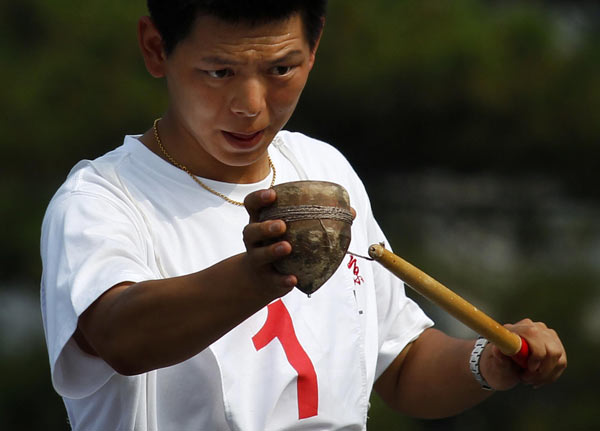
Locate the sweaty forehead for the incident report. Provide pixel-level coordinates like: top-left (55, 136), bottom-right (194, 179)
top-left (180, 13), bottom-right (309, 59)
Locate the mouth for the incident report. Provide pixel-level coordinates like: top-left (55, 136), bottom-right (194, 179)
top-left (222, 129), bottom-right (265, 149)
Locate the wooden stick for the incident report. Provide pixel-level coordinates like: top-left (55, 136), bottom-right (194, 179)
top-left (368, 243), bottom-right (528, 361)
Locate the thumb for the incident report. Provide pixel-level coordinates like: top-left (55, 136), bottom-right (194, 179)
top-left (244, 189), bottom-right (276, 222)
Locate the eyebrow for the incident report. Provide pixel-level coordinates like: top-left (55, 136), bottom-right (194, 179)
top-left (267, 50), bottom-right (305, 66)
top-left (200, 50), bottom-right (305, 67)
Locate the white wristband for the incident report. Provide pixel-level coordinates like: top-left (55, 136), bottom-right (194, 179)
top-left (469, 337), bottom-right (494, 391)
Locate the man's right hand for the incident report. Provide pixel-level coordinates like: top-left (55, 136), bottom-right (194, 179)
top-left (242, 189), bottom-right (297, 298)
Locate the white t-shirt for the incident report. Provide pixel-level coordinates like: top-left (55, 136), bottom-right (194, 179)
top-left (41, 131), bottom-right (433, 430)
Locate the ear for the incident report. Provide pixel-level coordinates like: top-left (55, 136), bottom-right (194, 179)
top-left (307, 18), bottom-right (325, 71)
top-left (138, 16), bottom-right (167, 78)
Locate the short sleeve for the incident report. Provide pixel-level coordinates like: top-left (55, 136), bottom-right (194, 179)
top-left (359, 193), bottom-right (434, 380)
top-left (373, 262), bottom-right (434, 379)
top-left (41, 186), bottom-right (156, 399)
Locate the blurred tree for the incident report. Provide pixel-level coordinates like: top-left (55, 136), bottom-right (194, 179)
top-left (291, 0), bottom-right (600, 198)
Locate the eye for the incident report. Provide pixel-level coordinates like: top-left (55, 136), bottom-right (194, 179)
top-left (205, 69), bottom-right (233, 79)
top-left (270, 65), bottom-right (294, 76)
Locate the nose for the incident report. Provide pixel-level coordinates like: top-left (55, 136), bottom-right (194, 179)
top-left (230, 78), bottom-right (265, 118)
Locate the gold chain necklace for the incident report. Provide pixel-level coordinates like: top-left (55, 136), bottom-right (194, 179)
top-left (153, 118), bottom-right (276, 207)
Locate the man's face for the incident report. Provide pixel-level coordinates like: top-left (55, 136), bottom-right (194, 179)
top-left (160, 13), bottom-right (318, 177)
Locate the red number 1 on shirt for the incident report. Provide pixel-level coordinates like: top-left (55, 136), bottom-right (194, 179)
top-left (252, 299), bottom-right (318, 419)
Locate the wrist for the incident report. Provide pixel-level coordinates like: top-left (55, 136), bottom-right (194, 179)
top-left (469, 337), bottom-right (495, 391)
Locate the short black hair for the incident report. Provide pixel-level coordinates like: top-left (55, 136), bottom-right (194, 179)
top-left (147, 0), bottom-right (327, 56)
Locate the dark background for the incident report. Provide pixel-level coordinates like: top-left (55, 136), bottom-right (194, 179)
top-left (1, 0), bottom-right (598, 429)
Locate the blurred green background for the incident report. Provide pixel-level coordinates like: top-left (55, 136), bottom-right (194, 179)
top-left (1, 0), bottom-right (598, 429)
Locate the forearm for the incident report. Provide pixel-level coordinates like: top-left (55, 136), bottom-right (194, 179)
top-left (77, 189), bottom-right (298, 375)
top-left (78, 253), bottom-right (284, 375)
top-left (375, 328), bottom-right (493, 419)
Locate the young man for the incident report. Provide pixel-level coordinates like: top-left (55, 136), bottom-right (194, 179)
top-left (41, 1), bottom-right (566, 430)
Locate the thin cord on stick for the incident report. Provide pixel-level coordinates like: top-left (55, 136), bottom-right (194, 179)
top-left (346, 251), bottom-right (375, 261)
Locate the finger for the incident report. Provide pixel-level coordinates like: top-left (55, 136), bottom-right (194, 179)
top-left (535, 336), bottom-right (564, 377)
top-left (247, 240), bottom-right (293, 267)
top-left (244, 189), bottom-right (276, 222)
top-left (246, 241), bottom-right (297, 289)
top-left (527, 349), bottom-right (544, 374)
top-left (240, 249), bottom-right (298, 293)
top-left (548, 351), bottom-right (568, 382)
top-left (520, 351), bottom-right (546, 385)
top-left (512, 325), bottom-right (566, 386)
top-left (526, 338), bottom-right (567, 386)
top-left (270, 272), bottom-right (298, 290)
top-left (243, 219), bottom-right (287, 248)
top-left (533, 351), bottom-right (567, 388)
